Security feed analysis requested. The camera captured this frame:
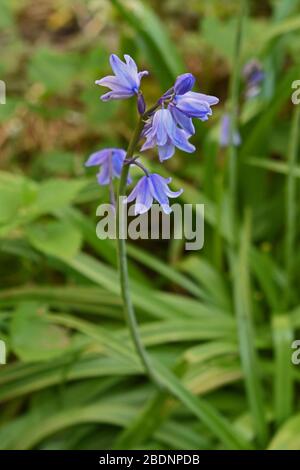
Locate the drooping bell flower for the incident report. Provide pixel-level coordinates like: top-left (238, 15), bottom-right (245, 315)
top-left (173, 90), bottom-right (219, 121)
top-left (169, 73), bottom-right (219, 124)
top-left (219, 114), bottom-right (241, 148)
top-left (243, 59), bottom-right (264, 99)
top-left (85, 148), bottom-right (130, 185)
top-left (95, 54), bottom-right (148, 102)
top-left (125, 173), bottom-right (183, 215)
top-left (141, 108), bottom-right (195, 161)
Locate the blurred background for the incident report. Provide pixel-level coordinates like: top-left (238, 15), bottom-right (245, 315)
top-left (1, 0), bottom-right (300, 450)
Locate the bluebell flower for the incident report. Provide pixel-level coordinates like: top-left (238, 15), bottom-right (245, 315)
top-left (141, 108), bottom-right (195, 161)
top-left (173, 91), bottom-right (219, 121)
top-left (219, 114), bottom-right (241, 148)
top-left (168, 73), bottom-right (219, 124)
top-left (243, 60), bottom-right (264, 98)
top-left (95, 54), bottom-right (148, 102)
top-left (151, 73), bottom-right (219, 142)
top-left (85, 148), bottom-right (130, 185)
top-left (126, 173), bottom-right (183, 215)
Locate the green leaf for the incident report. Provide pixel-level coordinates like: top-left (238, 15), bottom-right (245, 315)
top-left (126, 244), bottom-right (205, 300)
top-left (0, 0), bottom-right (14, 30)
top-left (233, 212), bottom-right (268, 447)
top-left (268, 414), bottom-right (300, 450)
top-left (0, 185), bottom-right (20, 224)
top-left (0, 402), bottom-right (135, 450)
top-left (28, 47), bottom-right (79, 93)
top-left (245, 157), bottom-right (300, 178)
top-left (26, 220), bottom-right (82, 260)
top-left (272, 315), bottom-right (294, 426)
top-left (262, 16), bottom-right (300, 46)
top-left (34, 179), bottom-right (87, 215)
top-left (49, 314), bottom-right (251, 450)
top-left (179, 255), bottom-right (231, 310)
top-left (10, 302), bottom-right (70, 362)
top-left (152, 359), bottom-right (251, 450)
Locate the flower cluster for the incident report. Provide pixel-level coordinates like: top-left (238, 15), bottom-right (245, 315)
top-left (86, 54), bottom-right (219, 214)
top-left (141, 73), bottom-right (219, 162)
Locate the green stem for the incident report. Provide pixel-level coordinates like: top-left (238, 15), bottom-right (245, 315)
top-left (284, 104), bottom-right (300, 308)
top-left (228, 0), bottom-right (247, 237)
top-left (116, 116), bottom-right (163, 389)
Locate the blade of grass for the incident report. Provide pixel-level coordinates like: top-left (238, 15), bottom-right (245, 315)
top-left (48, 314), bottom-right (251, 449)
top-left (284, 105), bottom-right (300, 308)
top-left (152, 359), bottom-right (252, 450)
top-left (245, 157), bottom-right (300, 177)
top-left (111, 0), bottom-right (184, 87)
top-left (233, 211), bottom-right (268, 447)
top-left (272, 314), bottom-right (294, 426)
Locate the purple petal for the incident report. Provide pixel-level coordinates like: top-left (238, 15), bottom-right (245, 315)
top-left (109, 54), bottom-right (133, 87)
top-left (161, 108), bottom-right (178, 142)
top-left (188, 91), bottom-right (219, 106)
top-left (169, 105), bottom-right (195, 135)
top-left (149, 174), bottom-right (169, 206)
top-left (141, 134), bottom-right (156, 152)
top-left (158, 140), bottom-right (175, 161)
top-left (96, 163), bottom-right (110, 185)
top-left (138, 71), bottom-right (149, 80)
top-left (126, 177), bottom-right (145, 203)
top-left (134, 177), bottom-right (153, 215)
top-left (152, 109), bottom-right (168, 146)
top-left (95, 75), bottom-right (131, 92)
top-left (172, 128), bottom-right (195, 153)
top-left (85, 149), bottom-right (110, 167)
top-left (175, 95), bottom-right (211, 118)
top-left (149, 174), bottom-right (182, 213)
top-left (112, 150), bottom-right (125, 177)
top-left (175, 91), bottom-right (219, 119)
top-left (174, 73), bottom-right (195, 95)
top-left (164, 185), bottom-right (183, 198)
top-left (124, 54), bottom-right (138, 74)
top-left (101, 90), bottom-right (135, 101)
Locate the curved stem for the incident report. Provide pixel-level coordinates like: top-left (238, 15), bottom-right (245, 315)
top-left (116, 116), bottom-right (163, 389)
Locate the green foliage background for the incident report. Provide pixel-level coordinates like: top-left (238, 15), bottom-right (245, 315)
top-left (1, 0), bottom-right (300, 450)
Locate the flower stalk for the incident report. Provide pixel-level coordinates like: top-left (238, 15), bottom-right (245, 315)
top-left (228, 0), bottom-right (247, 237)
top-left (116, 115), bottom-right (163, 388)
